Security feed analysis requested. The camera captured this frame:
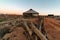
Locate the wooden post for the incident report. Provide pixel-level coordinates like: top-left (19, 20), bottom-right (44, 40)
top-left (23, 21), bottom-right (32, 36)
top-left (30, 22), bottom-right (47, 40)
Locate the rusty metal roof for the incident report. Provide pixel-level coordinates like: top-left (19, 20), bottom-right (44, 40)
top-left (23, 9), bottom-right (39, 14)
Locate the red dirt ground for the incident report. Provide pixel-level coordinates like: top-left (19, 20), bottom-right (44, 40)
top-left (44, 18), bottom-right (60, 40)
top-left (3, 27), bottom-right (28, 40)
top-left (3, 17), bottom-right (60, 40)
top-left (2, 18), bottom-right (40, 40)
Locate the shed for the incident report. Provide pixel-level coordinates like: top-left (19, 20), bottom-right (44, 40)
top-left (48, 14), bottom-right (54, 18)
top-left (23, 9), bottom-right (39, 18)
top-left (48, 14), bottom-right (54, 16)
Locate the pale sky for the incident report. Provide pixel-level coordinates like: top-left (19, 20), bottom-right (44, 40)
top-left (0, 0), bottom-right (60, 15)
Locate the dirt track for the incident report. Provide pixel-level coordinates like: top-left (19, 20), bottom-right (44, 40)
top-left (44, 18), bottom-right (60, 40)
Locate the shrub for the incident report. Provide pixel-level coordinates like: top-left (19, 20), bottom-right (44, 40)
top-left (0, 27), bottom-right (10, 38)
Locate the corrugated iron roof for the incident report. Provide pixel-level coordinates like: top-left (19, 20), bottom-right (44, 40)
top-left (23, 9), bottom-right (39, 13)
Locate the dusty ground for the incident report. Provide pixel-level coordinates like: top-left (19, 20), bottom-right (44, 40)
top-left (1, 17), bottom-right (40, 40)
top-left (44, 18), bottom-right (60, 40)
top-left (2, 27), bottom-right (28, 40)
top-left (1, 17), bottom-right (60, 40)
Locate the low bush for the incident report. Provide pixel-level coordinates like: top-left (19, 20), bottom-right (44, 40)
top-left (0, 27), bottom-right (10, 38)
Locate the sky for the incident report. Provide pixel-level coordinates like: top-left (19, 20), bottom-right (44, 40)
top-left (0, 0), bottom-right (60, 15)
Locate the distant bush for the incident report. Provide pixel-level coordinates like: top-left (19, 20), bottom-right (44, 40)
top-left (0, 19), bottom-right (6, 22)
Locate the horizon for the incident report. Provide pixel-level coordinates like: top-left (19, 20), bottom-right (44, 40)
top-left (0, 0), bottom-right (60, 15)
